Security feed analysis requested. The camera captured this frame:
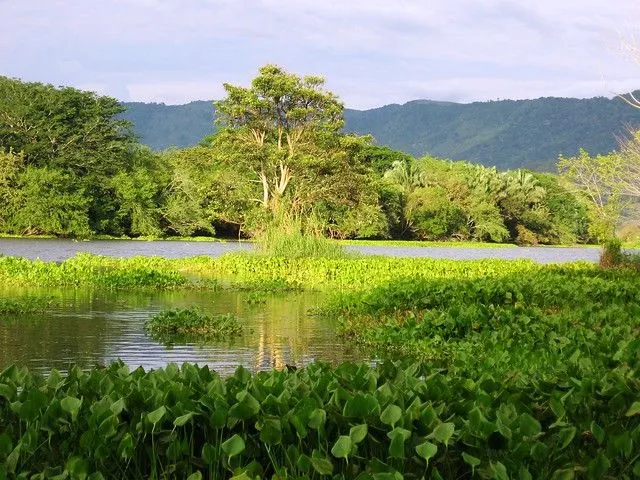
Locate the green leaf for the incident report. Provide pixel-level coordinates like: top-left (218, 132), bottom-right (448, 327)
top-left (518, 413), bottom-right (541, 436)
top-left (349, 424), bottom-right (368, 444)
top-left (174, 412), bottom-right (194, 427)
top-left (462, 452), bottom-right (481, 473)
top-left (0, 433), bottom-right (12, 457)
top-left (558, 427), bottom-right (576, 450)
top-left (202, 443), bottom-right (216, 464)
top-left (311, 456), bottom-right (334, 475)
top-left (228, 391), bottom-right (260, 420)
top-left (550, 468), bottom-right (575, 480)
top-left (66, 456), bottom-right (88, 480)
top-left (625, 401), bottom-right (640, 417)
top-left (490, 461), bottom-right (509, 480)
top-left (415, 442), bottom-right (437, 463)
top-left (428, 422), bottom-right (455, 445)
top-left (343, 394), bottom-right (379, 418)
top-left (221, 434), bottom-right (245, 459)
top-left (61, 396), bottom-right (83, 422)
top-left (331, 435), bottom-right (352, 460)
top-left (380, 404), bottom-right (402, 427)
top-left (186, 472), bottom-right (203, 480)
top-left (118, 433), bottom-right (134, 459)
top-left (259, 418), bottom-right (282, 445)
top-left (308, 408), bottom-right (326, 429)
top-left (146, 406), bottom-right (166, 426)
top-left (387, 428), bottom-right (410, 458)
top-left (588, 452), bottom-right (610, 478)
top-left (590, 422), bottom-right (604, 445)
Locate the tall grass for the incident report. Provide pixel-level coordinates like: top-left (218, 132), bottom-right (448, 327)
top-left (254, 210), bottom-right (350, 259)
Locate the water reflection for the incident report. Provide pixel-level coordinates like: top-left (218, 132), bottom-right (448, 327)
top-left (0, 287), bottom-right (367, 375)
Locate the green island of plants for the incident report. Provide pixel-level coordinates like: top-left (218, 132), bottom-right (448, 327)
top-left (144, 307), bottom-right (243, 343)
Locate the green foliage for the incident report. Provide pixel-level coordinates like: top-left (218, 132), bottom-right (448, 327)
top-left (325, 264), bottom-right (640, 382)
top-left (0, 253), bottom-right (187, 289)
top-left (0, 296), bottom-right (54, 314)
top-left (6, 166), bottom-right (91, 236)
top-left (144, 307), bottom-right (243, 343)
top-left (254, 216), bottom-right (350, 259)
top-left (558, 149), bottom-right (623, 243)
top-left (0, 359), bottom-right (636, 479)
top-left (122, 96), bottom-right (640, 170)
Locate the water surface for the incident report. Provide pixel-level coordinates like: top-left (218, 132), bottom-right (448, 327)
top-left (0, 238), bottom-right (601, 263)
top-left (0, 287), bottom-right (365, 375)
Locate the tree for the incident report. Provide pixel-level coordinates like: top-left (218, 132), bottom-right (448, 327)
top-left (0, 76), bottom-right (140, 235)
top-left (214, 65), bottom-right (344, 212)
top-left (558, 149), bottom-right (623, 241)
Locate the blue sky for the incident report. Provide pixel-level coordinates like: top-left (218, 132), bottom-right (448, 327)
top-left (2, 0), bottom-right (640, 109)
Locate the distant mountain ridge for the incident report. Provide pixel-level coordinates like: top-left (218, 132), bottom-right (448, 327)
top-left (121, 94), bottom-right (640, 171)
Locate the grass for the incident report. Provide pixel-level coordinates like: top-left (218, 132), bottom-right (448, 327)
top-left (144, 307), bottom-right (243, 343)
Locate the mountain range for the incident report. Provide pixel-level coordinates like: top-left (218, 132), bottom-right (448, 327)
top-left (122, 94), bottom-right (640, 171)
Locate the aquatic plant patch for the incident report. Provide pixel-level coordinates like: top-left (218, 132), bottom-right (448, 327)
top-left (144, 307), bottom-right (243, 343)
top-left (0, 295), bottom-right (55, 315)
top-left (325, 268), bottom-right (640, 384)
top-left (0, 361), bottom-right (637, 479)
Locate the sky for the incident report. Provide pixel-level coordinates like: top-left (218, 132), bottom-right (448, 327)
top-left (2, 0), bottom-right (640, 110)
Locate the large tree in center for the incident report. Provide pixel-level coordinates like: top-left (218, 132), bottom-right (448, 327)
top-left (214, 65), bottom-right (345, 212)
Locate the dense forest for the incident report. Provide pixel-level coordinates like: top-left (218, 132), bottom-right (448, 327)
top-left (0, 71), bottom-right (607, 244)
top-left (122, 95), bottom-right (640, 171)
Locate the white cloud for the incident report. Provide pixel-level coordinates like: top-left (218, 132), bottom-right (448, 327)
top-left (1, 0), bottom-right (639, 108)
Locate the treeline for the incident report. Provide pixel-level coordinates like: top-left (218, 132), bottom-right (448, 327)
top-left (0, 72), bottom-right (593, 244)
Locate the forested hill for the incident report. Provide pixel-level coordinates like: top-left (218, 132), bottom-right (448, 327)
top-left (122, 94), bottom-right (640, 170)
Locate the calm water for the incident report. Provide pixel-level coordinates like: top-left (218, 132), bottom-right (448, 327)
top-left (0, 238), bottom-right (601, 263)
top-left (0, 287), bottom-right (366, 375)
top-left (0, 238), bottom-right (602, 374)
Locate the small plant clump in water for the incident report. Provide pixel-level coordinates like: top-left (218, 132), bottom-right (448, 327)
top-left (144, 307), bottom-right (243, 342)
top-left (0, 296), bottom-right (55, 315)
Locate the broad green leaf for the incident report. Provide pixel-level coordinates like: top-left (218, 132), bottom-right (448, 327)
top-left (518, 413), bottom-right (541, 436)
top-left (174, 412), bottom-right (194, 427)
top-left (66, 456), bottom-right (88, 480)
top-left (308, 408), bottom-right (326, 429)
top-left (229, 473), bottom-right (252, 480)
top-left (109, 398), bottom-right (125, 416)
top-left (118, 433), bottom-right (134, 459)
top-left (343, 394), bottom-right (379, 418)
top-left (388, 428), bottom-right (409, 458)
top-left (259, 418), bottom-right (282, 445)
top-left (550, 468), bottom-right (575, 480)
top-left (588, 452), bottom-right (610, 478)
top-left (331, 435), bottom-right (352, 460)
top-left (380, 404), bottom-right (402, 427)
top-left (229, 391), bottom-right (260, 420)
top-left (415, 442), bottom-right (437, 463)
top-left (146, 406), bottom-right (166, 426)
top-left (221, 434), bottom-right (245, 458)
top-left (202, 443), bottom-right (216, 464)
top-left (428, 422), bottom-right (455, 445)
top-left (558, 427), bottom-right (576, 450)
top-left (490, 461), bottom-right (509, 480)
top-left (311, 456), bottom-right (334, 475)
top-left (187, 472), bottom-right (203, 480)
top-left (462, 452), bottom-right (481, 473)
top-left (61, 396), bottom-right (82, 422)
top-left (590, 422), bottom-right (604, 445)
top-left (625, 401), bottom-right (640, 417)
top-left (350, 424), bottom-right (368, 444)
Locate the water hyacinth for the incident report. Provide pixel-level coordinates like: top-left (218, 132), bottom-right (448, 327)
top-left (0, 361), bottom-right (637, 479)
top-left (144, 307), bottom-right (244, 343)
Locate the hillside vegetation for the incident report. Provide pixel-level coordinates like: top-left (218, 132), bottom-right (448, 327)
top-left (122, 95), bottom-right (640, 170)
